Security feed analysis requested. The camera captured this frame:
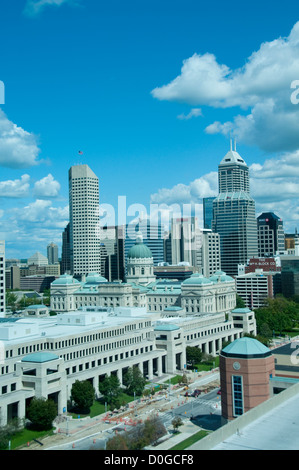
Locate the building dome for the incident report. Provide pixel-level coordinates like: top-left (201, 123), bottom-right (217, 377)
top-left (51, 274), bottom-right (80, 285)
top-left (221, 337), bottom-right (271, 358)
top-left (209, 270), bottom-right (234, 283)
top-left (127, 232), bottom-right (153, 259)
top-left (85, 272), bottom-right (107, 284)
top-left (182, 273), bottom-right (213, 285)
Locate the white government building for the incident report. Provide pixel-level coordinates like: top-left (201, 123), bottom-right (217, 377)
top-left (0, 236), bottom-right (256, 427)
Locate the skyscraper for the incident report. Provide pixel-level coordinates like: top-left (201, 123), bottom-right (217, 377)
top-left (47, 242), bottom-right (59, 265)
top-left (61, 223), bottom-right (71, 274)
top-left (257, 212), bottom-right (285, 256)
top-left (101, 225), bottom-right (125, 282)
top-left (212, 143), bottom-right (258, 276)
top-left (170, 218), bottom-right (221, 276)
top-left (69, 164), bottom-right (101, 278)
top-left (0, 241), bottom-right (5, 317)
top-left (203, 197), bottom-right (216, 229)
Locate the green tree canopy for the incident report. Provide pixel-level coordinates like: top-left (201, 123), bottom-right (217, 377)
top-left (98, 374), bottom-right (121, 406)
top-left (27, 397), bottom-right (57, 430)
top-left (71, 380), bottom-right (95, 412)
top-left (186, 346), bottom-right (203, 367)
top-left (255, 296), bottom-right (299, 335)
top-left (123, 366), bottom-right (146, 396)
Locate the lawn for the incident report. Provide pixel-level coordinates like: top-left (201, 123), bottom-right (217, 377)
top-left (10, 427), bottom-right (54, 450)
top-left (68, 392), bottom-right (137, 419)
top-left (170, 430), bottom-right (209, 450)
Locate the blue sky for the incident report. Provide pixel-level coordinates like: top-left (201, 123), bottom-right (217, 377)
top-left (1, 0), bottom-right (299, 258)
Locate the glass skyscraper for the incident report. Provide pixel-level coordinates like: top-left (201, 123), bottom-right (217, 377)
top-left (203, 197), bottom-right (216, 229)
top-left (212, 143), bottom-right (258, 276)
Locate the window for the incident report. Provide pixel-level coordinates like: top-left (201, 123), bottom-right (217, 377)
top-left (232, 375), bottom-right (243, 416)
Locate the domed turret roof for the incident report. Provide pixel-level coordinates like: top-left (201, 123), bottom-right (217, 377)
top-left (221, 337), bottom-right (271, 358)
top-left (127, 232), bottom-right (153, 259)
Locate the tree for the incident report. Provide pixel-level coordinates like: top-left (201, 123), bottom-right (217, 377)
top-left (106, 415), bottom-right (166, 450)
top-left (27, 397), bottom-right (57, 430)
top-left (172, 416), bottom-right (183, 433)
top-left (255, 296), bottom-right (299, 336)
top-left (98, 374), bottom-right (121, 406)
top-left (186, 346), bottom-right (202, 368)
top-left (236, 294), bottom-right (246, 308)
top-left (123, 366), bottom-right (146, 396)
top-left (71, 380), bottom-right (95, 413)
top-left (5, 291), bottom-right (18, 311)
top-left (106, 434), bottom-right (129, 450)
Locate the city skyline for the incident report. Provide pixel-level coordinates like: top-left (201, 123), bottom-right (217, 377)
top-left (0, 1), bottom-right (299, 258)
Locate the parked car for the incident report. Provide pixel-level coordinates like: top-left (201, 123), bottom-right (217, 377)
top-left (217, 389), bottom-right (221, 395)
top-left (192, 389), bottom-right (201, 397)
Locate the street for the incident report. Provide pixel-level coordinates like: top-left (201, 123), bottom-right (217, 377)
top-left (44, 371), bottom-right (221, 450)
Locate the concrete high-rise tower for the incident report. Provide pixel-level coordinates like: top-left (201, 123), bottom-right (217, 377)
top-left (0, 241), bottom-right (5, 317)
top-left (69, 164), bottom-right (101, 278)
top-left (47, 242), bottom-right (59, 265)
top-left (212, 142), bottom-right (258, 276)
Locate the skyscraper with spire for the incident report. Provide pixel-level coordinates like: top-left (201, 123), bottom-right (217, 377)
top-left (212, 141), bottom-right (258, 276)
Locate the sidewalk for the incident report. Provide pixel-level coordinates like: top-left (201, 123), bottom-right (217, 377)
top-left (146, 420), bottom-right (201, 450)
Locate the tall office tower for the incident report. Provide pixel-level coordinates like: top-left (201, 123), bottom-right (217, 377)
top-left (0, 241), bottom-right (5, 317)
top-left (69, 164), bottom-right (101, 278)
top-left (47, 242), bottom-right (59, 265)
top-left (218, 141), bottom-right (250, 193)
top-left (163, 231), bottom-right (172, 264)
top-left (61, 223), bottom-right (71, 274)
top-left (212, 144), bottom-right (258, 276)
top-left (101, 226), bottom-right (125, 282)
top-left (203, 197), bottom-right (216, 229)
top-left (171, 218), bottom-right (221, 276)
top-left (125, 218), bottom-right (164, 269)
top-left (171, 217), bottom-right (204, 271)
top-left (201, 229), bottom-right (221, 277)
top-left (257, 212), bottom-right (285, 256)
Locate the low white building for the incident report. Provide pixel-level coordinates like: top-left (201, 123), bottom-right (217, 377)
top-left (0, 301), bottom-right (256, 427)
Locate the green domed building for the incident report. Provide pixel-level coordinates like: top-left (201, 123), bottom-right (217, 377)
top-left (126, 232), bottom-right (156, 286)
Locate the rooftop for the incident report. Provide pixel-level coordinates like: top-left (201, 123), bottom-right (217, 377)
top-left (221, 337), bottom-right (271, 359)
top-left (21, 352), bottom-right (59, 363)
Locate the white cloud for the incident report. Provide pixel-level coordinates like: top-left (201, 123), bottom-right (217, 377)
top-left (13, 199), bottom-right (68, 226)
top-left (0, 174), bottom-right (31, 198)
top-left (0, 199), bottom-right (69, 257)
top-left (24, 0), bottom-right (80, 16)
top-left (177, 108), bottom-right (203, 120)
top-left (0, 109), bottom-right (41, 168)
top-left (150, 171), bottom-right (218, 206)
top-left (33, 174), bottom-right (61, 197)
top-left (152, 22), bottom-right (299, 153)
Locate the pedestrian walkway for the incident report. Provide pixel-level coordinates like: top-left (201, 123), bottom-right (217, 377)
top-left (146, 420), bottom-right (200, 450)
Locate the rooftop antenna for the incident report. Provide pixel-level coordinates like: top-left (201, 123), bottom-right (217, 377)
top-left (234, 138), bottom-right (237, 152)
top-left (229, 131), bottom-right (233, 151)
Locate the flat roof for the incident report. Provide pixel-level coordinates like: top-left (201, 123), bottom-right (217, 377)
top-left (213, 391), bottom-right (299, 450)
